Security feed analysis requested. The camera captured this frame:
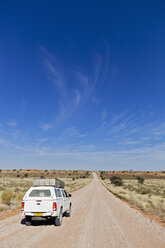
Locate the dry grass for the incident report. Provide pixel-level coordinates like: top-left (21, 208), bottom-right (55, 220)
top-left (0, 170), bottom-right (92, 213)
top-left (101, 178), bottom-right (165, 219)
top-left (0, 169), bottom-right (91, 179)
top-left (59, 177), bottom-right (92, 192)
top-left (100, 170), bottom-right (165, 179)
top-left (1, 190), bottom-right (13, 205)
top-left (0, 177), bottom-right (33, 212)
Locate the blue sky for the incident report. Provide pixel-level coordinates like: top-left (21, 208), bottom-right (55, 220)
top-left (0, 1), bottom-right (165, 170)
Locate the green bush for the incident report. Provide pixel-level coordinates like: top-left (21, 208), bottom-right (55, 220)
top-left (24, 173), bottom-right (28, 178)
top-left (72, 177), bottom-right (75, 181)
top-left (1, 190), bottom-right (13, 205)
top-left (110, 176), bottom-right (123, 186)
top-left (137, 176), bottom-right (145, 184)
top-left (100, 171), bottom-right (106, 180)
top-left (81, 176), bottom-right (86, 178)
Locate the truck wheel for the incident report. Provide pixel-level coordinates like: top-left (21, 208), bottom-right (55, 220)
top-left (65, 204), bottom-right (71, 217)
top-left (25, 216), bottom-right (31, 226)
top-left (55, 209), bottom-right (63, 226)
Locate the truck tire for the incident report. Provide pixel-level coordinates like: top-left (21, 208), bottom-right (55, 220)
top-left (65, 204), bottom-right (71, 217)
top-left (55, 209), bottom-right (63, 226)
top-left (25, 216), bottom-right (32, 226)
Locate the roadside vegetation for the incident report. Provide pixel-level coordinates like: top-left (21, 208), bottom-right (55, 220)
top-left (100, 172), bottom-right (165, 220)
top-left (0, 169), bottom-right (92, 213)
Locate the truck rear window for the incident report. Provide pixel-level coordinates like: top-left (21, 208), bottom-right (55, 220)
top-left (29, 190), bottom-right (51, 197)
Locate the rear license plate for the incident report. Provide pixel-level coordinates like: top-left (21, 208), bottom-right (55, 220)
top-left (34, 213), bottom-right (43, 216)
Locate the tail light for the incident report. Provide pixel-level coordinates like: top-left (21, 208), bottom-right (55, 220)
top-left (21, 202), bottom-right (25, 211)
top-left (53, 202), bottom-right (57, 211)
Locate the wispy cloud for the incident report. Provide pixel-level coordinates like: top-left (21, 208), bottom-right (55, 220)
top-left (57, 126), bottom-right (84, 141)
top-left (74, 89), bottom-right (81, 106)
top-left (0, 138), bottom-right (26, 152)
top-left (102, 109), bottom-right (107, 121)
top-left (0, 138), bottom-right (8, 148)
top-left (7, 119), bottom-right (17, 127)
top-left (12, 130), bottom-right (20, 139)
top-left (1, 108), bottom-right (165, 170)
top-left (110, 110), bottom-right (129, 125)
top-left (45, 59), bottom-right (66, 95)
top-left (26, 142), bottom-right (165, 170)
top-left (41, 46), bottom-right (107, 125)
top-left (40, 123), bottom-right (52, 131)
top-left (37, 138), bottom-right (49, 144)
top-left (77, 134), bottom-right (86, 138)
top-left (118, 139), bottom-right (141, 145)
top-left (99, 109), bottom-right (165, 151)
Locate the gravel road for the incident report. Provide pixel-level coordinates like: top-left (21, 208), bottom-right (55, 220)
top-left (0, 173), bottom-right (165, 248)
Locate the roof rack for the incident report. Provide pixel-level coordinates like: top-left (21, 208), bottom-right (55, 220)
top-left (33, 178), bottom-right (65, 188)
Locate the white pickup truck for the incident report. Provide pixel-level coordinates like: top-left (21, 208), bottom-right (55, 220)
top-left (22, 178), bottom-right (72, 226)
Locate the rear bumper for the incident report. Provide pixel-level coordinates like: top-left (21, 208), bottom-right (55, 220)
top-left (22, 212), bottom-right (58, 217)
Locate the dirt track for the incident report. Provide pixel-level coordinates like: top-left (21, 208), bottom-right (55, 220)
top-left (0, 173), bottom-right (165, 248)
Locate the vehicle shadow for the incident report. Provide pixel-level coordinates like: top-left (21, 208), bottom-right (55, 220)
top-left (21, 217), bottom-right (55, 226)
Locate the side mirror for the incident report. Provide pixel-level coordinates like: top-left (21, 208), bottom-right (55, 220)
top-left (68, 194), bottom-right (72, 197)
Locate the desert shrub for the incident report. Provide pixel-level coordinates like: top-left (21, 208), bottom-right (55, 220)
top-left (45, 170), bottom-right (48, 172)
top-left (110, 176), bottom-right (123, 186)
top-left (17, 192), bottom-right (24, 202)
top-left (127, 185), bottom-right (135, 192)
top-left (13, 169), bottom-right (16, 171)
top-left (141, 190), bottom-right (148, 195)
top-left (0, 204), bottom-right (8, 212)
top-left (1, 190), bottom-right (13, 205)
top-left (86, 171), bottom-right (90, 177)
top-left (72, 177), bottom-right (75, 181)
top-left (100, 171), bottom-right (106, 180)
top-left (17, 174), bottom-right (21, 178)
top-left (24, 173), bottom-right (28, 178)
top-left (80, 176), bottom-right (86, 179)
top-left (0, 186), bottom-right (5, 191)
top-left (137, 176), bottom-right (145, 184)
top-left (40, 175), bottom-right (45, 179)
